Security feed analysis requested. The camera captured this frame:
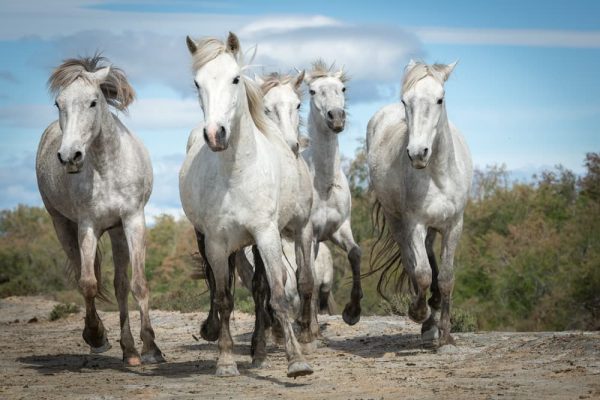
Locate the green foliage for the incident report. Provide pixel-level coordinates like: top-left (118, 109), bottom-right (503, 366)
top-left (49, 302), bottom-right (79, 321)
top-left (1, 151), bottom-right (599, 332)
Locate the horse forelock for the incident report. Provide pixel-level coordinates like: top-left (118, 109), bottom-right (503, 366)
top-left (260, 72), bottom-right (303, 100)
top-left (401, 62), bottom-right (447, 94)
top-left (48, 54), bottom-right (135, 112)
top-left (307, 59), bottom-right (349, 84)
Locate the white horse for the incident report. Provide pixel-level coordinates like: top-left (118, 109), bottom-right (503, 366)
top-left (367, 60), bottom-right (472, 346)
top-left (236, 72), bottom-right (337, 321)
top-left (303, 60), bottom-right (363, 325)
top-left (36, 55), bottom-right (164, 365)
top-left (179, 33), bottom-right (314, 377)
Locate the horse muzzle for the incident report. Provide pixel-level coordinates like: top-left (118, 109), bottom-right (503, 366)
top-left (204, 125), bottom-right (229, 152)
top-left (326, 108), bottom-right (345, 133)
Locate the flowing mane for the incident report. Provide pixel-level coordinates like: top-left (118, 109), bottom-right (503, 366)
top-left (259, 72), bottom-right (303, 100)
top-left (48, 54), bottom-right (135, 111)
top-left (306, 59), bottom-right (349, 84)
top-left (189, 36), bottom-right (270, 136)
top-left (401, 61), bottom-right (449, 94)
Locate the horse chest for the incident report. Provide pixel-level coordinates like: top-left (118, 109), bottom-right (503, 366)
top-left (312, 187), bottom-right (349, 239)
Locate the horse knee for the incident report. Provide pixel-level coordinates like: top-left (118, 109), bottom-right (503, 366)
top-left (437, 271), bottom-right (455, 295)
top-left (130, 278), bottom-right (148, 299)
top-left (414, 263), bottom-right (432, 289)
top-left (79, 277), bottom-right (98, 298)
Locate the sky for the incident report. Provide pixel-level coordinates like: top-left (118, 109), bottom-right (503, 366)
top-left (0, 0), bottom-right (599, 220)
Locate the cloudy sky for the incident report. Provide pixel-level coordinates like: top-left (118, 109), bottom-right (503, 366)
top-left (1, 0), bottom-right (599, 219)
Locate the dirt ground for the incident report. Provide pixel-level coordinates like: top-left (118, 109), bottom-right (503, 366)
top-left (0, 296), bottom-right (599, 400)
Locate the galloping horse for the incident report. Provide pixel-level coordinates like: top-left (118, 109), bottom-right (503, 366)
top-left (367, 60), bottom-right (472, 346)
top-left (36, 55), bottom-right (164, 365)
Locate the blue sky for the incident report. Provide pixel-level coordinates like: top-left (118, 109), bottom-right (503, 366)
top-left (0, 0), bottom-right (599, 219)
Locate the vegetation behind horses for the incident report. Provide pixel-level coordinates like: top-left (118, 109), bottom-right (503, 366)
top-left (1, 150), bottom-right (598, 332)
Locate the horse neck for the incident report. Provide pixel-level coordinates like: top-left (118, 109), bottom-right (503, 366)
top-left (307, 105), bottom-right (341, 190)
top-left (219, 89), bottom-right (257, 173)
top-left (88, 105), bottom-right (119, 175)
top-left (429, 107), bottom-right (457, 177)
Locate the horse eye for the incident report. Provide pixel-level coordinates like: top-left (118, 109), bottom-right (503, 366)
top-left (309, 89), bottom-right (315, 96)
top-left (54, 101), bottom-right (59, 108)
top-left (401, 99), bottom-right (406, 106)
top-left (265, 108), bottom-right (271, 115)
top-left (232, 76), bottom-right (240, 84)
top-left (342, 87), bottom-right (346, 93)
top-left (194, 80), bottom-right (199, 89)
top-left (90, 100), bottom-right (97, 108)
top-left (437, 98), bottom-right (443, 105)
top-left (296, 103), bottom-right (301, 110)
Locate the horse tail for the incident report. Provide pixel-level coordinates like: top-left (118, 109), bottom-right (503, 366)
top-left (65, 243), bottom-right (110, 303)
top-left (363, 199), bottom-right (410, 301)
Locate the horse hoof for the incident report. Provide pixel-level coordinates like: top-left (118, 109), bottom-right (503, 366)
top-left (90, 339), bottom-right (111, 354)
top-left (421, 325), bottom-right (440, 347)
top-left (200, 320), bottom-right (219, 342)
top-left (342, 304), bottom-right (361, 326)
top-left (124, 355), bottom-right (142, 367)
top-left (408, 304), bottom-right (431, 324)
top-left (251, 358), bottom-right (270, 369)
top-left (215, 364), bottom-right (240, 377)
top-left (141, 351), bottom-right (166, 364)
top-left (287, 361), bottom-right (313, 378)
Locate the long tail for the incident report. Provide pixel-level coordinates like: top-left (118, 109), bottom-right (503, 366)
top-left (363, 199), bottom-right (410, 301)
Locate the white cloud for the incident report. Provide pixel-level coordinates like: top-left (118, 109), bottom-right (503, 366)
top-left (123, 98), bottom-right (203, 131)
top-left (414, 27), bottom-right (600, 48)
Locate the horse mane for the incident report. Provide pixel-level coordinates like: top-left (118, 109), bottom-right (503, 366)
top-left (189, 36), bottom-right (270, 137)
top-left (259, 72), bottom-right (303, 100)
top-left (401, 61), bottom-right (448, 94)
top-left (306, 59), bottom-right (349, 84)
top-left (48, 54), bottom-right (135, 112)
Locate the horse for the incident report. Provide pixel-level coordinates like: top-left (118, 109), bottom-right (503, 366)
top-left (366, 60), bottom-right (472, 346)
top-left (236, 72), bottom-right (337, 324)
top-left (36, 55), bottom-right (164, 366)
top-left (179, 33), bottom-right (314, 377)
top-left (303, 60), bottom-right (363, 326)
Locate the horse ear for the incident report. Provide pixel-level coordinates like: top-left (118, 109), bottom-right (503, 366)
top-left (406, 59), bottom-right (417, 72)
top-left (87, 66), bottom-right (110, 83)
top-left (186, 35), bottom-right (198, 54)
top-left (441, 60), bottom-right (458, 81)
top-left (294, 70), bottom-right (305, 89)
top-left (226, 32), bottom-right (240, 55)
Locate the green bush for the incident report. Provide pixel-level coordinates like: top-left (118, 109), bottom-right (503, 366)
top-left (49, 303), bottom-right (80, 321)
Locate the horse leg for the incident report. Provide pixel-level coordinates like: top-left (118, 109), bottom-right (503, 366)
top-left (205, 243), bottom-right (238, 376)
top-left (77, 223), bottom-right (111, 352)
top-left (256, 226), bottom-right (313, 377)
top-left (250, 245), bottom-right (271, 368)
top-left (421, 229), bottom-right (441, 346)
top-left (438, 219), bottom-right (464, 346)
top-left (123, 212), bottom-right (164, 363)
top-left (108, 226), bottom-right (140, 365)
top-left (394, 222), bottom-right (431, 324)
top-left (196, 230), bottom-right (220, 341)
top-left (330, 219), bottom-right (363, 326)
top-left (294, 223), bottom-right (318, 344)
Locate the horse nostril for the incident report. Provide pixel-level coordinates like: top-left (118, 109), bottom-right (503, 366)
top-left (423, 148), bottom-right (429, 157)
top-left (327, 110), bottom-right (333, 119)
top-left (73, 151), bottom-right (83, 162)
top-left (406, 148), bottom-right (412, 161)
top-left (340, 109), bottom-right (346, 119)
top-left (57, 152), bottom-right (64, 164)
top-left (203, 127), bottom-right (209, 143)
top-left (217, 126), bottom-right (226, 139)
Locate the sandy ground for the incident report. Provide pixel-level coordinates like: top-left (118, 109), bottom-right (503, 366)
top-left (0, 296), bottom-right (599, 400)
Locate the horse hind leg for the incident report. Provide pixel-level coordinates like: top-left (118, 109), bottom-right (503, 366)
top-left (109, 226), bottom-right (141, 365)
top-left (250, 245), bottom-right (270, 368)
top-left (421, 229), bottom-right (441, 347)
top-left (330, 220), bottom-right (363, 326)
top-left (123, 213), bottom-right (164, 363)
top-left (294, 223), bottom-right (318, 345)
top-left (196, 230), bottom-right (220, 341)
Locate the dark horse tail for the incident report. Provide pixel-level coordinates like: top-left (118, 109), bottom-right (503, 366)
top-left (362, 199), bottom-right (411, 301)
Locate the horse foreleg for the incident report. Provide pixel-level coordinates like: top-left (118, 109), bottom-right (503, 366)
top-left (250, 245), bottom-right (270, 368)
top-left (109, 227), bottom-right (140, 365)
top-left (421, 229), bottom-right (441, 345)
top-left (205, 244), bottom-right (238, 377)
top-left (294, 222), bottom-right (318, 344)
top-left (196, 231), bottom-right (220, 341)
top-left (330, 219), bottom-right (363, 326)
top-left (256, 227), bottom-right (313, 378)
top-left (123, 213), bottom-right (164, 363)
top-left (438, 219), bottom-right (463, 346)
top-left (78, 223), bottom-right (110, 352)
